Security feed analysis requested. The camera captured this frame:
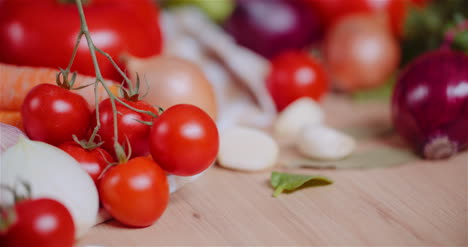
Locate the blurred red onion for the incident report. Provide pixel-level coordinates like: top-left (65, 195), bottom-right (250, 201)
top-left (392, 50), bottom-right (468, 159)
top-left (224, 0), bottom-right (323, 59)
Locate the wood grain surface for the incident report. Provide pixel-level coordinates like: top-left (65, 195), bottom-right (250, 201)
top-left (78, 96), bottom-right (468, 246)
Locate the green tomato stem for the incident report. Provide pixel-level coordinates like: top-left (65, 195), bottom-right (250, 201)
top-left (74, 0), bottom-right (120, 152)
top-left (66, 31), bottom-right (83, 72)
top-left (94, 47), bottom-right (134, 92)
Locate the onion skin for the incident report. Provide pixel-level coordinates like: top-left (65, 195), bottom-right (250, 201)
top-left (0, 123), bottom-right (26, 153)
top-left (392, 50), bottom-right (468, 159)
top-left (125, 55), bottom-right (217, 120)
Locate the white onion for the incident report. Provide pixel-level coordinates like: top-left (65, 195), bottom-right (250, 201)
top-left (0, 137), bottom-right (99, 239)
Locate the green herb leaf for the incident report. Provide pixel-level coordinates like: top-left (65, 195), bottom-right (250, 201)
top-left (270, 171), bottom-right (332, 197)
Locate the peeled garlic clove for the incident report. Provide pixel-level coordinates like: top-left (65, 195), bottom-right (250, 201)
top-left (218, 127), bottom-right (279, 171)
top-left (296, 125), bottom-right (355, 161)
top-left (274, 97), bottom-right (324, 144)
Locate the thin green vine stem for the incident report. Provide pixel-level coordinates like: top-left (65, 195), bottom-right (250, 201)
top-left (73, 0), bottom-right (157, 159)
top-left (94, 47), bottom-right (133, 90)
top-left (66, 31), bottom-right (83, 72)
top-left (74, 0), bottom-right (120, 150)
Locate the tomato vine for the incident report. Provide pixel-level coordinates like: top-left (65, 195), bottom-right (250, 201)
top-left (62, 0), bottom-right (157, 162)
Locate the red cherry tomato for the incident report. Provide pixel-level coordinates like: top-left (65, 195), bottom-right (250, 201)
top-left (98, 156), bottom-right (169, 227)
top-left (59, 142), bottom-right (113, 185)
top-left (92, 98), bottom-right (158, 159)
top-left (149, 104), bottom-right (219, 176)
top-left (0, 198), bottom-right (75, 247)
top-left (0, 0), bottom-right (162, 81)
top-left (266, 51), bottom-right (328, 111)
top-left (305, 0), bottom-right (407, 37)
top-left (21, 84), bottom-right (91, 146)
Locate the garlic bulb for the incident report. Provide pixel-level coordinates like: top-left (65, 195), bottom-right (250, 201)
top-left (0, 137), bottom-right (99, 238)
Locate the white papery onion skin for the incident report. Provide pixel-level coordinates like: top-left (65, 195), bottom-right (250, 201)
top-left (0, 123), bottom-right (26, 153)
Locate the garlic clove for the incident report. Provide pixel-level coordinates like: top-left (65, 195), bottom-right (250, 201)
top-left (218, 126), bottom-right (279, 171)
top-left (274, 97), bottom-right (324, 144)
top-left (296, 124), bottom-right (356, 161)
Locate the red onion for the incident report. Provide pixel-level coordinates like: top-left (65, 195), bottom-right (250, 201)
top-left (392, 49), bottom-right (468, 159)
top-left (224, 0), bottom-right (323, 59)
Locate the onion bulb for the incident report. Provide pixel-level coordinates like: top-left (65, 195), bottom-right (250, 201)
top-left (392, 49), bottom-right (468, 159)
top-left (324, 14), bottom-right (400, 92)
top-left (0, 137), bottom-right (99, 238)
top-left (125, 55), bottom-right (217, 120)
top-left (224, 0), bottom-right (323, 58)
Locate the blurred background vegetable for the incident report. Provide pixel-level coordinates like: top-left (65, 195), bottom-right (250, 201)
top-left (305, 0), bottom-right (408, 37)
top-left (401, 0), bottom-right (467, 65)
top-left (0, 0), bottom-right (162, 82)
top-left (323, 14), bottom-right (400, 92)
top-left (164, 0), bottom-right (235, 22)
top-left (224, 0), bottom-right (323, 58)
top-left (392, 49), bottom-right (468, 159)
top-left (125, 55), bottom-right (218, 120)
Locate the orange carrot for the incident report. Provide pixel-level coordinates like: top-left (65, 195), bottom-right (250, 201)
top-left (0, 63), bottom-right (120, 111)
top-left (0, 110), bottom-right (22, 130)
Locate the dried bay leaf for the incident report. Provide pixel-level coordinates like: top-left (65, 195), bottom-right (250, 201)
top-left (283, 147), bottom-right (420, 169)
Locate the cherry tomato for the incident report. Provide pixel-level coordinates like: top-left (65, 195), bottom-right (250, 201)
top-left (92, 98), bottom-right (158, 159)
top-left (21, 84), bottom-right (91, 146)
top-left (0, 0), bottom-right (162, 81)
top-left (266, 51), bottom-right (328, 111)
top-left (0, 198), bottom-right (75, 247)
top-left (305, 0), bottom-right (407, 37)
top-left (58, 142), bottom-right (113, 185)
top-left (98, 156), bottom-right (169, 227)
top-left (149, 104), bottom-right (219, 176)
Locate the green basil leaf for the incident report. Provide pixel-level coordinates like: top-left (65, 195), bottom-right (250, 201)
top-left (270, 171), bottom-right (333, 198)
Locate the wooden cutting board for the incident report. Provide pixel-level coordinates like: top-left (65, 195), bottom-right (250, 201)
top-left (78, 95), bottom-right (468, 246)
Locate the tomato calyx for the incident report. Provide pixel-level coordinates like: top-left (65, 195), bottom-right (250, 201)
top-left (56, 68), bottom-right (94, 91)
top-left (0, 206), bottom-right (17, 233)
top-left (0, 181), bottom-right (32, 203)
top-left (72, 134), bottom-right (105, 151)
top-left (0, 181), bottom-right (33, 232)
top-left (121, 73), bottom-right (144, 102)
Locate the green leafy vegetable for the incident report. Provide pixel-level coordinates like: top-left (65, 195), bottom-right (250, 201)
top-left (270, 171), bottom-right (332, 197)
top-left (402, 0), bottom-right (467, 65)
top-left (453, 29), bottom-right (468, 52)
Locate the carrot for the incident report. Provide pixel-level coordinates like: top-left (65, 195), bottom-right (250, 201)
top-left (0, 63), bottom-right (120, 111)
top-left (0, 110), bottom-right (22, 130)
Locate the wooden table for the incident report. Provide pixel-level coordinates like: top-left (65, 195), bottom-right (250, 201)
top-left (78, 96), bottom-right (468, 246)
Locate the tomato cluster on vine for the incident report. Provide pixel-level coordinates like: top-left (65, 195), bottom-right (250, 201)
top-left (20, 82), bottom-right (219, 227)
